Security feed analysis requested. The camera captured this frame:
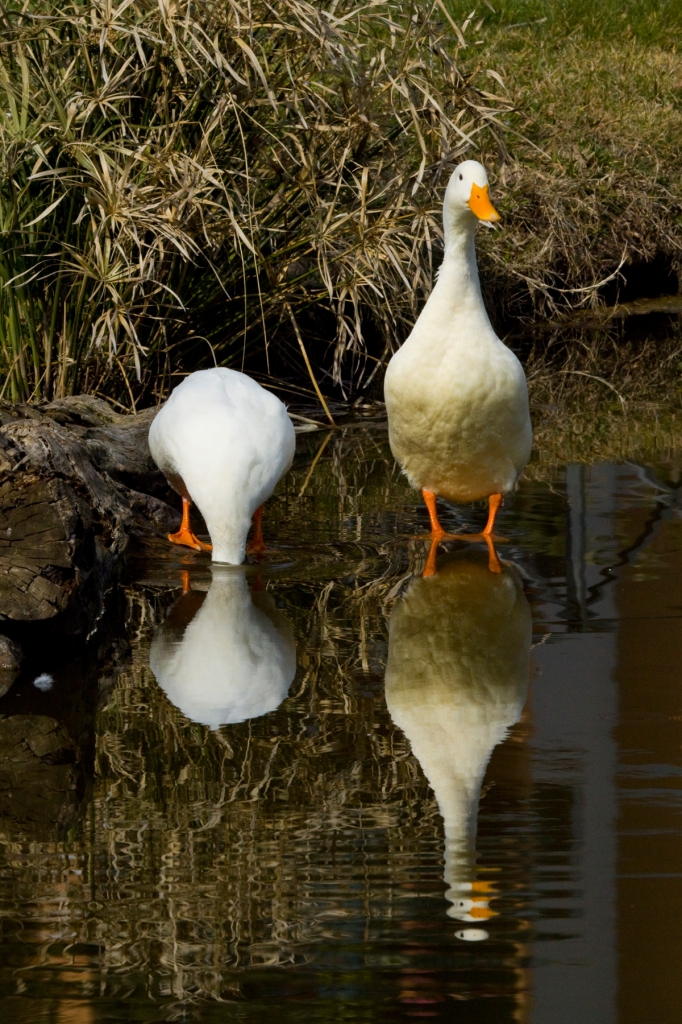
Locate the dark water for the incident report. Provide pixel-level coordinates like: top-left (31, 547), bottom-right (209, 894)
top-left (1, 424), bottom-right (682, 1023)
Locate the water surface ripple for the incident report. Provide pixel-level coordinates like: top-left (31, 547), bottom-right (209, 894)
top-left (1, 427), bottom-right (681, 1022)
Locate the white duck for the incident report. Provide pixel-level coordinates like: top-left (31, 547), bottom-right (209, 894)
top-left (149, 568), bottom-right (296, 728)
top-left (384, 160), bottom-right (532, 574)
top-left (149, 368), bottom-right (296, 564)
top-left (384, 551), bottom-right (530, 924)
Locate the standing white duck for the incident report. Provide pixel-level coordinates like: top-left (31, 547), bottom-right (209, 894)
top-left (385, 551), bottom-right (530, 925)
top-left (384, 160), bottom-right (532, 575)
top-left (149, 368), bottom-right (296, 564)
top-left (150, 568), bottom-right (296, 728)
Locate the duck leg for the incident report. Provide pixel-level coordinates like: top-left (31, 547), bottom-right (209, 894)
top-left (482, 533), bottom-right (502, 574)
top-left (422, 490), bottom-right (446, 578)
top-left (423, 536), bottom-right (441, 578)
top-left (480, 493), bottom-right (503, 573)
top-left (246, 504), bottom-right (266, 555)
top-left (421, 489), bottom-right (504, 577)
top-left (423, 489), bottom-right (446, 538)
top-left (483, 493), bottom-right (503, 536)
top-left (168, 496), bottom-right (212, 552)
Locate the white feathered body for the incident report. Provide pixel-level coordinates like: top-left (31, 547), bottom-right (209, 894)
top-left (150, 570), bottom-right (296, 728)
top-left (385, 553), bottom-right (530, 917)
top-left (149, 368), bottom-right (296, 564)
top-left (384, 189), bottom-right (531, 503)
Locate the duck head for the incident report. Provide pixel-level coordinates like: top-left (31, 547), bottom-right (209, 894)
top-left (443, 160), bottom-right (500, 245)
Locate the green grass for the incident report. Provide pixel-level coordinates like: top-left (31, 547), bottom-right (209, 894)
top-left (449, 0), bottom-right (682, 44)
top-left (439, 0), bottom-right (682, 329)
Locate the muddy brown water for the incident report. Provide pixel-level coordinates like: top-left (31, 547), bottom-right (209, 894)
top-left (1, 423), bottom-right (681, 1023)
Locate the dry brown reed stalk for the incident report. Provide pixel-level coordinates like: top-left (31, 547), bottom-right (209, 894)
top-left (0, 0), bottom-right (512, 405)
top-left (192, 0), bottom-right (514, 396)
top-left (0, 0), bottom-right (234, 402)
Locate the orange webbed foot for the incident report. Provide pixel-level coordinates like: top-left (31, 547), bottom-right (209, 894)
top-left (168, 528), bottom-right (212, 552)
top-left (419, 490), bottom-right (505, 576)
top-left (246, 539), bottom-right (267, 556)
top-left (168, 496), bottom-right (212, 552)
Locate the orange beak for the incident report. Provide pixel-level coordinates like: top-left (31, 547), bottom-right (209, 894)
top-left (469, 879), bottom-right (497, 919)
top-left (468, 901), bottom-right (497, 921)
top-left (467, 183), bottom-right (500, 222)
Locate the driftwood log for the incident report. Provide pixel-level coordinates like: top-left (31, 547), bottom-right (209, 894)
top-left (0, 396), bottom-right (178, 633)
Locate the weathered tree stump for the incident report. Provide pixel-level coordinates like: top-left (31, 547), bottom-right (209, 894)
top-left (40, 395), bottom-right (168, 493)
top-left (0, 397), bottom-right (178, 633)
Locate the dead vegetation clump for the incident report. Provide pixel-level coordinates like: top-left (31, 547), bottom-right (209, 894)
top-left (523, 322), bottom-right (682, 469)
top-left (524, 319), bottom-right (682, 405)
top-left (0, 0), bottom-right (509, 404)
top-left (2, 0), bottom-right (681, 408)
top-left (529, 392), bottom-right (682, 472)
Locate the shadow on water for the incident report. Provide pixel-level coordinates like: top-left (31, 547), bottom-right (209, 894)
top-left (2, 413), bottom-right (682, 1021)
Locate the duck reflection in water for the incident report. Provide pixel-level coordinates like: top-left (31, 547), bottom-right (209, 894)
top-left (150, 569), bottom-right (296, 727)
top-left (385, 550), bottom-right (531, 930)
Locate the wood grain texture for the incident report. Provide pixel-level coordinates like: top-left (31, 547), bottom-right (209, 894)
top-left (0, 399), bottom-right (178, 630)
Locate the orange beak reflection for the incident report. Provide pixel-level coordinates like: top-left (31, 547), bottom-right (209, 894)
top-left (467, 182), bottom-right (500, 222)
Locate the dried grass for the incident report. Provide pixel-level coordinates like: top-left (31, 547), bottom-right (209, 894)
top-left (3, 0), bottom-right (681, 410)
top-left (0, 0), bottom-right (510, 405)
top-left (0, 0), bottom-right (237, 402)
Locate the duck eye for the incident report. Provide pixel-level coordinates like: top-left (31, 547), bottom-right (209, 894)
top-left (459, 173), bottom-right (463, 180)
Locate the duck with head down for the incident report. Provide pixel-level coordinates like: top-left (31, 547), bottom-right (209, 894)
top-left (384, 160), bottom-right (532, 575)
top-left (149, 367), bottom-right (296, 565)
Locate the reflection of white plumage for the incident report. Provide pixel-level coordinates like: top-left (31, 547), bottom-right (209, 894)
top-left (385, 552), bottom-right (530, 923)
top-left (149, 368), bottom-right (296, 563)
top-left (150, 569), bottom-right (296, 728)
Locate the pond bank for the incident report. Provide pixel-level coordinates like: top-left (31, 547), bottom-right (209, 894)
top-left (3, 385), bottom-right (682, 638)
top-left (0, 398), bottom-right (177, 637)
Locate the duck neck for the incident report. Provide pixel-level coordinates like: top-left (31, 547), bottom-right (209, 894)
top-left (435, 219), bottom-right (485, 314)
top-left (203, 569), bottom-right (249, 610)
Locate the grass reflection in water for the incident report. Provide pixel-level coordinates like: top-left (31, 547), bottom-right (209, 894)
top-left (3, 410), bottom-right (682, 1021)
